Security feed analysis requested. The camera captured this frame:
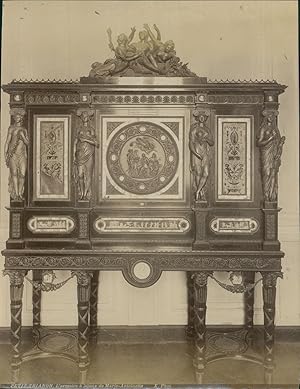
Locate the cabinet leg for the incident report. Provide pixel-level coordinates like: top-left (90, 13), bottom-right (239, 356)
top-left (32, 270), bottom-right (42, 341)
top-left (261, 271), bottom-right (282, 384)
top-left (89, 270), bottom-right (99, 343)
top-left (193, 271), bottom-right (210, 384)
top-left (243, 271), bottom-right (255, 330)
top-left (74, 271), bottom-right (92, 379)
top-left (4, 270), bottom-right (26, 383)
top-left (186, 271), bottom-right (195, 338)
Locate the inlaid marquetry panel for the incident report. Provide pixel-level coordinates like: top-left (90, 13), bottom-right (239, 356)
top-left (216, 117), bottom-right (253, 201)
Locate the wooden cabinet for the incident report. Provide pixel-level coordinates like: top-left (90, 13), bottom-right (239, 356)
top-left (2, 76), bottom-right (286, 383)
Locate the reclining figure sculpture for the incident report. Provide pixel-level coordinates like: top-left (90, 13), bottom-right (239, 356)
top-left (88, 24), bottom-right (196, 77)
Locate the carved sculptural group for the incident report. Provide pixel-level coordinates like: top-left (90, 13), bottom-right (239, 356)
top-left (89, 24), bottom-right (196, 77)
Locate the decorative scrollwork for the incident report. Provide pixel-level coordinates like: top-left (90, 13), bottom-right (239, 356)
top-left (5, 254), bottom-right (282, 272)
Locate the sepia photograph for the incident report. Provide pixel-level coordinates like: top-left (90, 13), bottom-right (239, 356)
top-left (0, 0), bottom-right (299, 387)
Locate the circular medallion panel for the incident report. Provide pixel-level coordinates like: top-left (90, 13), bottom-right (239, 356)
top-left (106, 122), bottom-right (179, 195)
top-left (133, 262), bottom-right (152, 280)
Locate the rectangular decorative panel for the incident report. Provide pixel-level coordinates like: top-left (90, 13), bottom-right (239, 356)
top-left (34, 116), bottom-right (70, 200)
top-left (100, 116), bottom-right (184, 200)
top-left (216, 117), bottom-right (252, 201)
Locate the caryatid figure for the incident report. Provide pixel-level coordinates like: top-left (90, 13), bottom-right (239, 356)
top-left (73, 110), bottom-right (99, 200)
top-left (189, 109), bottom-right (214, 201)
top-left (4, 108), bottom-right (29, 200)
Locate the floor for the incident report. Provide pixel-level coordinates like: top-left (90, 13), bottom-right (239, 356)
top-left (0, 333), bottom-right (299, 385)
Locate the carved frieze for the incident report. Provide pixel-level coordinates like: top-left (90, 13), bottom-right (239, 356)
top-left (27, 216), bottom-right (75, 234)
top-left (5, 254), bottom-right (282, 271)
top-left (210, 217), bottom-right (259, 234)
top-left (208, 95), bottom-right (263, 104)
top-left (94, 217), bottom-right (190, 233)
top-left (92, 94), bottom-right (195, 105)
top-left (25, 92), bottom-right (79, 104)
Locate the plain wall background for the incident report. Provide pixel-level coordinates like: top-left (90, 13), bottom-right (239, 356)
top-left (0, 1), bottom-right (299, 327)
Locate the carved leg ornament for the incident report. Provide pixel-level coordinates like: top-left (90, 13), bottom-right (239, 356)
top-left (243, 272), bottom-right (255, 331)
top-left (32, 270), bottom-right (42, 341)
top-left (4, 270), bottom-right (27, 383)
top-left (192, 271), bottom-right (211, 384)
top-left (73, 271), bottom-right (92, 384)
top-left (186, 271), bottom-right (195, 338)
top-left (89, 270), bottom-right (99, 343)
top-left (261, 271), bottom-right (283, 384)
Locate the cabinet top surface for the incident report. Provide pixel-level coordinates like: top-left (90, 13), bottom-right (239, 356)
top-left (2, 77), bottom-right (287, 93)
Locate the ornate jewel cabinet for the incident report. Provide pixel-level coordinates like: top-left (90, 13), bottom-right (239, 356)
top-left (2, 25), bottom-right (286, 384)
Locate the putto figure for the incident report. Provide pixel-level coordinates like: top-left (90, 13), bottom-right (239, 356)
top-left (73, 110), bottom-right (99, 200)
top-left (189, 110), bottom-right (214, 201)
top-left (4, 108), bottom-right (29, 200)
top-left (88, 24), bottom-right (196, 77)
top-left (257, 109), bottom-right (285, 202)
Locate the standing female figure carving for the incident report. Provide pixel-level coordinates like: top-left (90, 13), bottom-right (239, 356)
top-left (74, 110), bottom-right (99, 200)
top-left (4, 108), bottom-right (29, 200)
top-left (257, 110), bottom-right (285, 202)
top-left (189, 110), bottom-right (214, 201)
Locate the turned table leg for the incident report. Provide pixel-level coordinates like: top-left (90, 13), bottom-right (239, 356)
top-left (193, 271), bottom-right (210, 384)
top-left (186, 271), bottom-right (195, 338)
top-left (4, 270), bottom-right (27, 383)
top-left (89, 270), bottom-right (99, 343)
top-left (74, 271), bottom-right (92, 384)
top-left (261, 271), bottom-right (282, 384)
top-left (32, 270), bottom-right (42, 341)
